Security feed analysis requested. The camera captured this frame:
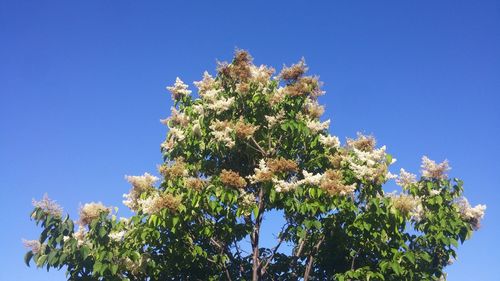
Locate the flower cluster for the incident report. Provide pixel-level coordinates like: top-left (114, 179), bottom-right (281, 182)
top-left (108, 230), bottom-right (126, 242)
top-left (78, 202), bottom-right (111, 226)
top-left (32, 194), bottom-right (63, 218)
top-left (220, 169), bottom-right (247, 189)
top-left (387, 192), bottom-right (424, 222)
top-left (22, 239), bottom-right (43, 254)
top-left (123, 173), bottom-right (159, 211)
top-left (396, 168), bottom-right (417, 188)
top-left (344, 134), bottom-right (394, 183)
top-left (209, 120), bottom-right (235, 148)
top-left (319, 134), bottom-right (340, 149)
top-left (421, 156), bottom-right (450, 179)
top-left (248, 159), bottom-right (273, 183)
top-left (138, 192), bottom-right (181, 215)
top-left (167, 77), bottom-right (191, 100)
top-left (158, 158), bottom-right (188, 179)
top-left (456, 197), bottom-right (486, 230)
top-left (185, 177), bottom-right (207, 192)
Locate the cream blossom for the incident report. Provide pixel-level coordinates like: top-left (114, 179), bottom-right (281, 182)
top-left (123, 173), bottom-right (159, 211)
top-left (138, 192), bottom-right (181, 215)
top-left (345, 145), bottom-right (392, 183)
top-left (209, 121), bottom-right (235, 148)
top-left (421, 156), bottom-right (450, 179)
top-left (109, 230), bottom-right (126, 242)
top-left (168, 127), bottom-right (186, 142)
top-left (319, 134), bottom-right (340, 149)
top-left (396, 168), bottom-right (417, 188)
top-left (265, 110), bottom-right (285, 127)
top-left (300, 170), bottom-right (323, 186)
top-left (32, 194), bottom-right (63, 218)
top-left (250, 64), bottom-right (274, 85)
top-left (74, 226), bottom-right (86, 246)
top-left (193, 71), bottom-right (215, 93)
top-left (273, 178), bottom-right (300, 193)
top-left (304, 98), bottom-right (325, 118)
top-left (456, 197), bottom-right (486, 230)
top-left (387, 192), bottom-right (424, 222)
top-left (306, 119), bottom-right (330, 133)
top-left (248, 159), bottom-right (273, 184)
top-left (167, 77), bottom-right (191, 100)
top-left (78, 202), bottom-right (111, 226)
top-left (22, 239), bottom-right (42, 254)
top-left (207, 97), bottom-right (235, 112)
top-left (192, 120), bottom-right (202, 137)
top-left (429, 190), bottom-right (441, 196)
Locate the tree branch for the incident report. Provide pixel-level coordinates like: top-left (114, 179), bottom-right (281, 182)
top-left (303, 236), bottom-right (325, 281)
top-left (260, 223), bottom-right (291, 276)
top-left (251, 186), bottom-right (266, 281)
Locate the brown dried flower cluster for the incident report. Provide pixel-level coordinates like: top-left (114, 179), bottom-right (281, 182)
top-left (304, 99), bottom-right (325, 118)
top-left (284, 76), bottom-right (322, 97)
top-left (78, 202), bottom-right (111, 226)
top-left (328, 153), bottom-right (344, 169)
top-left (320, 170), bottom-right (356, 196)
top-left (279, 59), bottom-right (308, 81)
top-left (220, 169), bottom-right (247, 189)
top-left (267, 158), bottom-right (298, 174)
top-left (185, 177), bottom-right (207, 192)
top-left (218, 50), bottom-right (253, 82)
top-left (347, 133), bottom-right (376, 152)
top-left (140, 193), bottom-right (181, 215)
top-left (159, 157), bottom-right (188, 179)
top-left (234, 118), bottom-right (259, 139)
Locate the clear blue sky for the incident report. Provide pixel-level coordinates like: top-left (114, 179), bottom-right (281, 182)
top-left (1, 1), bottom-right (498, 280)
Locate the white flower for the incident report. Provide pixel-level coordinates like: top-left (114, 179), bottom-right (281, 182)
top-left (63, 236), bottom-right (70, 242)
top-left (22, 239), bottom-right (42, 254)
top-left (345, 145), bottom-right (390, 182)
top-left (193, 71), bottom-right (215, 93)
top-left (79, 202), bottom-right (111, 226)
top-left (109, 230), bottom-right (126, 242)
top-left (319, 134), bottom-right (340, 149)
top-left (193, 104), bottom-right (205, 116)
top-left (167, 77), bottom-right (191, 100)
top-left (456, 197), bottom-right (486, 230)
top-left (421, 156), bottom-right (450, 179)
top-left (396, 168), bottom-right (417, 188)
top-left (209, 121), bottom-right (235, 148)
top-left (169, 127), bottom-right (186, 142)
top-left (273, 178), bottom-right (299, 193)
top-left (123, 173), bottom-right (159, 211)
top-left (207, 97), bottom-right (235, 112)
top-left (248, 159), bottom-right (272, 183)
top-left (306, 119), bottom-right (330, 133)
top-left (265, 110), bottom-right (285, 127)
top-left (300, 170), bottom-right (323, 185)
top-left (74, 226), bottom-right (86, 246)
top-left (192, 121), bottom-right (202, 137)
top-left (32, 194), bottom-right (63, 218)
top-left (429, 190), bottom-right (440, 196)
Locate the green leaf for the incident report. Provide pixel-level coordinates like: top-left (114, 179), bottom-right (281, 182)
top-left (24, 251), bottom-right (34, 267)
top-left (80, 246), bottom-right (90, 260)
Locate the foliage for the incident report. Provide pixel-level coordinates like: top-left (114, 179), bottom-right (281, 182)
top-left (24, 50), bottom-right (486, 281)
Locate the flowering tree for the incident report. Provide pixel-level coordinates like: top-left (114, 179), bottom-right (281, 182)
top-left (24, 50), bottom-right (486, 281)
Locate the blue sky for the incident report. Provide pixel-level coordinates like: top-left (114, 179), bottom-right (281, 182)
top-left (1, 0), bottom-right (499, 280)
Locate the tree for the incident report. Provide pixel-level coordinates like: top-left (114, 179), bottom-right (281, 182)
top-left (24, 50), bottom-right (486, 281)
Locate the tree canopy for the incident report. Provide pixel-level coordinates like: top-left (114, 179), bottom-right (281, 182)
top-left (24, 50), bottom-right (486, 281)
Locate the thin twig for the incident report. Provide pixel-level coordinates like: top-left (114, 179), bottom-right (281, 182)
top-left (260, 223), bottom-right (291, 276)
